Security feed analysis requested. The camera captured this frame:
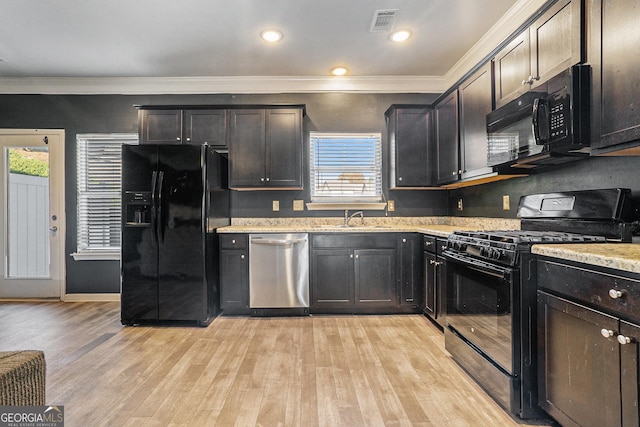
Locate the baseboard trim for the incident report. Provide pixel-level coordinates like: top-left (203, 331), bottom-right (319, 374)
top-left (64, 293), bottom-right (120, 302)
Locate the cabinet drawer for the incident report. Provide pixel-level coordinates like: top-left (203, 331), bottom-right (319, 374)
top-left (219, 234), bottom-right (248, 249)
top-left (423, 235), bottom-right (437, 253)
top-left (436, 238), bottom-right (448, 256)
top-left (537, 259), bottom-right (640, 323)
top-left (312, 233), bottom-right (396, 249)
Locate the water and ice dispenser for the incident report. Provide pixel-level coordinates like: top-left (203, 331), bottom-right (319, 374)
top-left (124, 192), bottom-right (151, 226)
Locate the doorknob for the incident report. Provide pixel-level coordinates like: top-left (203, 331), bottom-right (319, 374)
top-left (50, 226), bottom-right (58, 232)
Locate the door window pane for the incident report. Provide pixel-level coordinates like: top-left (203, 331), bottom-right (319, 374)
top-left (6, 147), bottom-right (50, 278)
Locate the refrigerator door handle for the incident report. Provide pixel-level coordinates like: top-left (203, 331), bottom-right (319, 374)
top-left (151, 171), bottom-right (158, 242)
top-left (157, 171), bottom-right (165, 243)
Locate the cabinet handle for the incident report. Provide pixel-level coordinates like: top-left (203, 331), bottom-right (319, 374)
top-left (430, 259), bottom-right (436, 265)
top-left (260, 178), bottom-right (265, 182)
top-left (600, 328), bottom-right (614, 338)
top-left (399, 177), bottom-right (403, 181)
top-left (425, 241), bottom-right (433, 246)
top-left (350, 254), bottom-right (353, 259)
top-left (402, 238), bottom-right (407, 243)
top-left (617, 335), bottom-right (633, 345)
top-left (609, 289), bottom-right (624, 299)
top-left (186, 137), bottom-right (191, 142)
top-left (458, 169), bottom-right (463, 174)
top-left (452, 171), bottom-right (457, 176)
top-left (232, 239), bottom-right (236, 244)
top-left (240, 254), bottom-right (245, 259)
top-left (176, 137), bottom-right (181, 141)
top-left (522, 75), bottom-right (539, 85)
top-left (266, 177), bottom-right (270, 182)
top-left (355, 254), bottom-right (359, 259)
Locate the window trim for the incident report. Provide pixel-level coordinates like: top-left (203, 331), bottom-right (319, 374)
top-left (72, 133), bottom-right (137, 261)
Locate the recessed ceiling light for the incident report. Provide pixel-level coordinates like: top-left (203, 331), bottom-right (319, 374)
top-left (260, 30), bottom-right (283, 43)
top-left (330, 66), bottom-right (348, 76)
top-left (390, 30), bottom-right (412, 42)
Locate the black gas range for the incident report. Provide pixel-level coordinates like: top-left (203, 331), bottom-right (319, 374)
top-left (443, 188), bottom-right (634, 421)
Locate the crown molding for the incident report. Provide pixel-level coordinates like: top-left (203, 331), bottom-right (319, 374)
top-left (0, 75), bottom-right (447, 95)
top-left (444, 0), bottom-right (548, 87)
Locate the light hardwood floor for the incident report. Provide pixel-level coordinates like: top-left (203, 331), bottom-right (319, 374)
top-left (0, 302), bottom-right (552, 426)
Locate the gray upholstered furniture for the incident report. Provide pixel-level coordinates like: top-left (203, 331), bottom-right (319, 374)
top-left (0, 351), bottom-right (46, 405)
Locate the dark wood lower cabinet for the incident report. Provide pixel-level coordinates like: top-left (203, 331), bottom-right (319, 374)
top-left (423, 236), bottom-right (446, 327)
top-left (311, 249), bottom-right (354, 309)
top-left (219, 234), bottom-right (250, 315)
top-left (538, 291), bottom-right (622, 427)
top-left (354, 249), bottom-right (396, 307)
top-left (537, 257), bottom-right (640, 427)
top-left (310, 233), bottom-right (409, 314)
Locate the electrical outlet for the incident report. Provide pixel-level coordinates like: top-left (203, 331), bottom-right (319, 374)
top-left (457, 198), bottom-right (463, 211)
top-left (293, 200), bottom-right (304, 211)
top-left (387, 200), bottom-right (395, 212)
top-left (272, 200), bottom-right (279, 211)
top-left (503, 195), bottom-right (510, 211)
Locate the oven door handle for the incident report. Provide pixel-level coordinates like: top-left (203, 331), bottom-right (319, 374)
top-left (444, 251), bottom-right (512, 280)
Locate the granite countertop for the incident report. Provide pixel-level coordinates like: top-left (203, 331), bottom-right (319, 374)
top-left (217, 217), bottom-right (521, 238)
top-left (532, 243), bottom-right (640, 274)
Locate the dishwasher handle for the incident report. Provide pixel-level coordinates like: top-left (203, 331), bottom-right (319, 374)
top-left (250, 237), bottom-right (306, 246)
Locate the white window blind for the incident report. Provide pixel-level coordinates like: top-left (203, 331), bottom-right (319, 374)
top-left (310, 132), bottom-right (382, 202)
top-left (74, 133), bottom-right (137, 260)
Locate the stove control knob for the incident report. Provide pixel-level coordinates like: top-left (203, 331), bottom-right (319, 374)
top-left (453, 242), bottom-right (465, 251)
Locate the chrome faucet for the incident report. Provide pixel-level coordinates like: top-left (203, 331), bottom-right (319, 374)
top-left (344, 209), bottom-right (364, 226)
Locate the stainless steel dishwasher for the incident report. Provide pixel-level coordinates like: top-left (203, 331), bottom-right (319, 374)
top-left (249, 233), bottom-right (309, 315)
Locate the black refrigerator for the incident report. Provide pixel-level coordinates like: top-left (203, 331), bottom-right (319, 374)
top-left (120, 144), bottom-right (229, 326)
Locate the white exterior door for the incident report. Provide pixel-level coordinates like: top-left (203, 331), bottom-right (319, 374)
top-left (0, 129), bottom-right (65, 299)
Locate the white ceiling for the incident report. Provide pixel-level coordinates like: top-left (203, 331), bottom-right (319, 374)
top-left (0, 0), bottom-right (546, 94)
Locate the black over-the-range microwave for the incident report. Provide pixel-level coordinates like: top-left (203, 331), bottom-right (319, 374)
top-left (486, 64), bottom-right (590, 169)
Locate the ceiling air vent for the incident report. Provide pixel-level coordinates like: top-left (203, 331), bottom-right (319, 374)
top-left (369, 9), bottom-right (398, 32)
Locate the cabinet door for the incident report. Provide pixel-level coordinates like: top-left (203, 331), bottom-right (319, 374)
top-left (423, 251), bottom-right (437, 317)
top-left (493, 31), bottom-right (531, 107)
top-left (219, 249), bottom-right (249, 314)
top-left (530, 0), bottom-right (582, 88)
top-left (389, 108), bottom-right (433, 187)
top-left (434, 91), bottom-right (460, 185)
top-left (589, 0), bottom-right (640, 153)
top-left (184, 109), bottom-right (227, 147)
top-left (537, 291), bottom-right (621, 427)
top-left (229, 109), bottom-right (266, 188)
top-left (398, 234), bottom-right (420, 307)
top-left (620, 320), bottom-right (640, 427)
top-left (138, 109), bottom-right (182, 144)
top-left (459, 63), bottom-right (492, 175)
top-left (435, 257), bottom-right (447, 327)
top-left (354, 249), bottom-right (397, 307)
top-left (265, 108), bottom-right (303, 188)
top-left (311, 249), bottom-right (353, 309)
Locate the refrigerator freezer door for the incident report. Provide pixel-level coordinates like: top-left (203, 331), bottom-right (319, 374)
top-left (156, 145), bottom-right (207, 321)
top-left (121, 145), bottom-right (159, 323)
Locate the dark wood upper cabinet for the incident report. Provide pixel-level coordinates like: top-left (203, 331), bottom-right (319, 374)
top-left (434, 91), bottom-right (459, 185)
top-left (459, 63), bottom-right (493, 176)
top-left (229, 107), bottom-right (303, 189)
top-left (589, 0), bottom-right (640, 154)
top-left (138, 108), bottom-right (228, 147)
top-left (184, 109), bottom-right (227, 146)
top-left (386, 106), bottom-right (433, 188)
top-left (493, 0), bottom-right (582, 107)
top-left (138, 109), bottom-right (183, 144)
